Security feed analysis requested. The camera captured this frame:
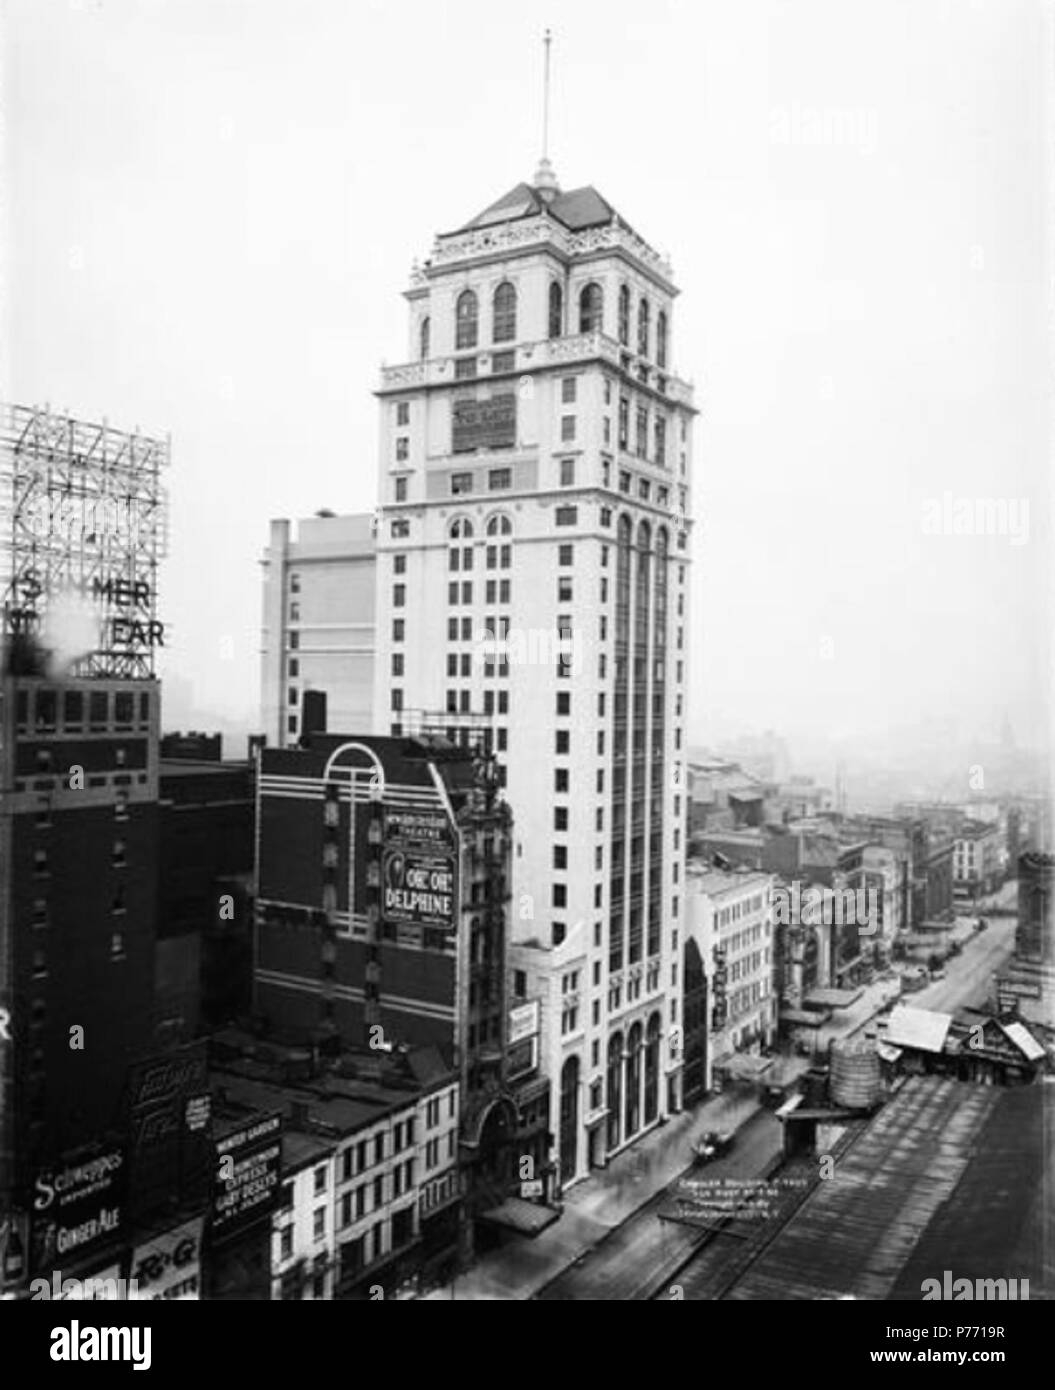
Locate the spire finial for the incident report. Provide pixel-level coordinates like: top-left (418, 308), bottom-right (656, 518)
top-left (534, 28), bottom-right (559, 199)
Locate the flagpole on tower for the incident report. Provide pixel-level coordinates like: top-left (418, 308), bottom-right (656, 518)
top-left (535, 29), bottom-right (559, 198)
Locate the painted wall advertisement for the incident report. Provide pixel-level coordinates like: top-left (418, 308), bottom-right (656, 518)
top-left (452, 393), bottom-right (516, 454)
top-left (212, 1113), bottom-right (282, 1241)
top-left (130, 1216), bottom-right (204, 1300)
top-left (382, 809), bottom-right (455, 930)
top-left (508, 1000), bottom-right (540, 1080)
top-left (30, 1149), bottom-right (124, 1275)
top-left (124, 1041), bottom-right (212, 1219)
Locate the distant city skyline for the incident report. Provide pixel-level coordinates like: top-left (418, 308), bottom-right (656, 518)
top-left (6, 0), bottom-right (1050, 761)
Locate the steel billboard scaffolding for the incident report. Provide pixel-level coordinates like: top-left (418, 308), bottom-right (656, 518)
top-left (0, 403), bottom-right (170, 680)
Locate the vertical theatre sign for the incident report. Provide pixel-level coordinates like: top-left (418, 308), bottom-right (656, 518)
top-left (211, 1113), bottom-right (282, 1241)
top-left (381, 808), bottom-right (455, 930)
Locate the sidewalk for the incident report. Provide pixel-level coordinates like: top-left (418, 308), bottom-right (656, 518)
top-left (421, 1088), bottom-right (761, 1300)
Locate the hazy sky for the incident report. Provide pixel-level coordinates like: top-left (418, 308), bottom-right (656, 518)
top-left (5, 0), bottom-right (1051, 759)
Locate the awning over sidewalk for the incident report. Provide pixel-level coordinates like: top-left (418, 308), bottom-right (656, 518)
top-left (804, 986), bottom-right (864, 1010)
top-left (781, 1007), bottom-right (828, 1027)
top-left (477, 1196), bottom-right (561, 1237)
top-left (720, 1053), bottom-right (773, 1081)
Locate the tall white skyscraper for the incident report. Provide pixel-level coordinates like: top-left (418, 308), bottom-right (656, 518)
top-left (372, 161), bottom-right (695, 1186)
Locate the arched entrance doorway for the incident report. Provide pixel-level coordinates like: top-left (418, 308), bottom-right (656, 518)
top-left (625, 1022), bottom-right (642, 1138)
top-left (644, 1013), bottom-right (661, 1125)
top-left (606, 1032), bottom-right (623, 1153)
top-left (559, 1055), bottom-right (580, 1182)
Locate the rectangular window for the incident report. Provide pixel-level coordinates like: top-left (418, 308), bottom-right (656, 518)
top-left (489, 468), bottom-right (512, 490)
top-left (561, 377), bottom-right (577, 403)
top-left (63, 690), bottom-right (84, 727)
top-left (391, 519), bottom-right (410, 539)
top-left (455, 356), bottom-right (478, 380)
top-left (555, 505), bottom-right (577, 526)
top-left (451, 472), bottom-right (473, 495)
top-left (492, 349), bottom-right (516, 373)
top-left (560, 416), bottom-right (576, 442)
top-left (554, 806), bottom-right (568, 831)
top-left (560, 458), bottom-right (575, 486)
top-left (393, 584), bottom-right (406, 608)
top-left (396, 401), bottom-right (410, 426)
top-left (555, 729), bottom-right (570, 755)
top-left (394, 476), bottom-right (408, 502)
top-left (558, 543), bottom-right (573, 566)
top-left (556, 691), bottom-right (570, 715)
top-left (391, 689), bottom-right (403, 712)
top-left (558, 576), bottom-right (573, 602)
top-left (555, 768), bottom-right (569, 794)
top-left (395, 437), bottom-right (409, 461)
top-left (393, 619), bottom-right (404, 642)
top-left (313, 1208), bottom-right (326, 1241)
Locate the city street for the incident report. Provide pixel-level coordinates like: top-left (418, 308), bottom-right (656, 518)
top-left (421, 1089), bottom-right (761, 1300)
top-left (534, 1108), bottom-right (782, 1301)
top-left (423, 885), bottom-right (1020, 1300)
top-left (903, 914), bottom-right (1016, 1015)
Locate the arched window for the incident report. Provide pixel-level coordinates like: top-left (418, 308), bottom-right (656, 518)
top-left (579, 282), bottom-right (603, 334)
top-left (548, 281), bottom-right (563, 339)
top-left (455, 290), bottom-right (478, 350)
top-left (656, 310), bottom-right (668, 369)
top-left (485, 514), bottom-right (512, 536)
top-left (449, 518), bottom-right (474, 540)
top-left (637, 298), bottom-right (650, 357)
top-left (420, 316), bottom-right (430, 361)
top-left (618, 284), bottom-right (630, 345)
top-left (492, 282), bottom-right (516, 344)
